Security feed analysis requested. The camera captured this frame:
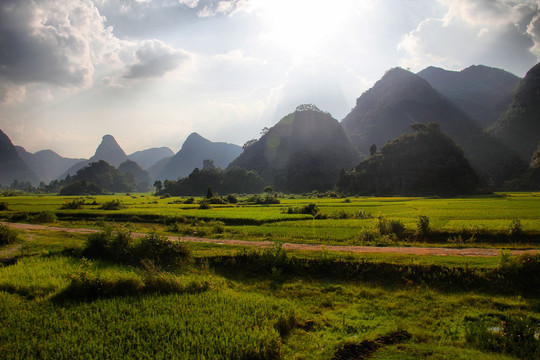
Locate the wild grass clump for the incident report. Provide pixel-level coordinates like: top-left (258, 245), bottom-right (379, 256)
top-left (465, 315), bottom-right (540, 359)
top-left (377, 217), bottom-right (405, 238)
top-left (83, 228), bottom-right (191, 270)
top-left (30, 211), bottom-right (57, 223)
top-left (509, 218), bottom-right (524, 238)
top-left (60, 198), bottom-right (86, 210)
top-left (99, 199), bottom-right (124, 210)
top-left (245, 194), bottom-right (280, 205)
top-left (55, 259), bottom-right (210, 302)
top-left (283, 203), bottom-right (327, 219)
top-left (0, 224), bottom-right (18, 246)
top-left (416, 215), bottom-right (431, 239)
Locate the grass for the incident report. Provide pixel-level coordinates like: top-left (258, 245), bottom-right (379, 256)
top-left (0, 193), bottom-right (539, 358)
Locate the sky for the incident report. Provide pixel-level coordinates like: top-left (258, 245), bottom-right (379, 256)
top-left (1, 0), bottom-right (539, 158)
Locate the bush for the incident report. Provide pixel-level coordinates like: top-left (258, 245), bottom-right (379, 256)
top-left (509, 218), bottom-right (523, 238)
top-left (416, 215), bottom-right (431, 238)
top-left (0, 224), bottom-right (18, 245)
top-left (377, 217), bottom-right (405, 238)
top-left (0, 202), bottom-right (8, 211)
top-left (60, 198), bottom-right (85, 210)
top-left (133, 232), bottom-right (191, 270)
top-left (199, 201), bottom-right (212, 210)
top-left (31, 211), bottom-right (56, 223)
top-left (226, 194), bottom-right (238, 204)
top-left (184, 197), bottom-right (195, 204)
top-left (99, 199), bottom-right (124, 210)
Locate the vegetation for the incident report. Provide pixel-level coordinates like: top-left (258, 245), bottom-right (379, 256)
top-left (0, 227), bottom-right (538, 359)
top-left (337, 123), bottom-right (479, 196)
top-left (0, 224), bottom-right (18, 246)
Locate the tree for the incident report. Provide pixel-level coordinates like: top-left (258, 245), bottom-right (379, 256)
top-left (264, 185), bottom-right (274, 194)
top-left (370, 144), bottom-right (377, 156)
top-left (153, 180), bottom-right (163, 192)
top-left (260, 127), bottom-right (269, 136)
top-left (206, 187), bottom-right (214, 199)
top-left (242, 139), bottom-right (257, 150)
top-left (202, 159), bottom-right (216, 171)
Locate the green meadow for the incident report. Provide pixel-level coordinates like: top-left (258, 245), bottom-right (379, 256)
top-left (0, 192), bottom-right (539, 359)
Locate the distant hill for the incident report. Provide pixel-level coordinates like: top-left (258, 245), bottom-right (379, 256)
top-left (148, 156), bottom-right (173, 180)
top-left (61, 134), bottom-right (127, 178)
top-left (230, 104), bottom-right (361, 193)
top-left (155, 133), bottom-right (242, 181)
top-left (63, 160), bottom-right (135, 193)
top-left (127, 147), bottom-right (174, 170)
top-left (418, 65), bottom-right (519, 128)
top-left (337, 123), bottom-right (479, 196)
top-left (489, 63), bottom-right (540, 163)
top-left (0, 129), bottom-right (40, 186)
top-left (118, 160), bottom-right (152, 192)
top-left (16, 147), bottom-right (83, 183)
top-left (341, 67), bottom-right (525, 184)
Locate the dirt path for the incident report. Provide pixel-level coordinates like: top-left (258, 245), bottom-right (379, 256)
top-left (3, 222), bottom-right (540, 257)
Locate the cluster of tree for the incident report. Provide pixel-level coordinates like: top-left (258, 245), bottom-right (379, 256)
top-left (336, 123), bottom-right (479, 196)
top-left (43, 160), bottom-right (136, 195)
top-left (155, 160), bottom-right (264, 196)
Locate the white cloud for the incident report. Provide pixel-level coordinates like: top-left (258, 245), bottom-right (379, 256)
top-left (123, 39), bottom-right (192, 79)
top-left (398, 0), bottom-right (540, 75)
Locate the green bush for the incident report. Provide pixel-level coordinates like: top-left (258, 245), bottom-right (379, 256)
top-left (184, 197), bottom-right (195, 204)
top-left (198, 201), bottom-right (212, 210)
top-left (133, 232), bottom-right (191, 270)
top-left (377, 217), bottom-right (405, 238)
top-left (226, 194), bottom-right (238, 204)
top-left (60, 198), bottom-right (85, 210)
top-left (0, 202), bottom-right (8, 211)
top-left (0, 224), bottom-right (18, 245)
top-left (509, 218), bottom-right (523, 238)
top-left (31, 211), bottom-right (57, 223)
top-left (99, 199), bottom-right (124, 210)
top-left (416, 215), bottom-right (431, 238)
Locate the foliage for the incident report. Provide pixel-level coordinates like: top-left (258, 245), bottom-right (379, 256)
top-left (99, 199), bottom-right (124, 210)
top-left (337, 123), bottom-right (479, 196)
top-left (0, 224), bottom-right (18, 246)
top-left (376, 217), bottom-right (405, 238)
top-left (160, 166), bottom-right (264, 196)
top-left (0, 202), bottom-right (8, 210)
top-left (83, 228), bottom-right (191, 270)
top-left (509, 218), bottom-right (524, 238)
top-left (465, 315), bottom-right (540, 359)
top-left (416, 215), bottom-right (431, 238)
top-left (30, 211), bottom-right (56, 223)
top-left (59, 198), bottom-right (86, 210)
top-left (59, 180), bottom-right (107, 195)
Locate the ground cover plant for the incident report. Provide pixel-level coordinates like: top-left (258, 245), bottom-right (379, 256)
top-left (0, 226), bottom-right (539, 359)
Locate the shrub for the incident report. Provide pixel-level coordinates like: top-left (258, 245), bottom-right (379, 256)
top-left (31, 211), bottom-right (56, 223)
top-left (199, 201), bottom-right (212, 210)
top-left (226, 194), bottom-right (238, 204)
top-left (133, 232), bottom-right (191, 270)
top-left (99, 199), bottom-right (124, 210)
top-left (60, 198), bottom-right (85, 210)
top-left (376, 217), bottom-right (405, 238)
top-left (416, 215), bottom-right (431, 238)
top-left (509, 219), bottom-right (523, 238)
top-left (0, 202), bottom-right (8, 211)
top-left (184, 197), bottom-right (195, 204)
top-left (0, 224), bottom-right (18, 245)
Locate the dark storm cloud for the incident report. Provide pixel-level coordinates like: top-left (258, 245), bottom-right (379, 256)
top-left (123, 39), bottom-right (190, 79)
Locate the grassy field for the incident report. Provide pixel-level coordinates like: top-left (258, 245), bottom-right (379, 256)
top-left (1, 192), bottom-right (539, 246)
top-left (1, 192), bottom-right (539, 359)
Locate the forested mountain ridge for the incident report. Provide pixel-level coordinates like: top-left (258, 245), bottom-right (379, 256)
top-left (341, 67), bottom-right (525, 184)
top-left (489, 62), bottom-right (540, 164)
top-left (337, 123), bottom-right (479, 196)
top-left (418, 65), bottom-right (519, 128)
top-left (230, 104), bottom-right (361, 193)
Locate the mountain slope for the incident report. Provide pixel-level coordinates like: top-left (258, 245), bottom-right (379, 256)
top-left (118, 160), bottom-right (152, 192)
top-left (0, 130), bottom-right (40, 186)
top-left (230, 104), bottom-right (361, 193)
top-left (341, 67), bottom-right (525, 184)
top-left (418, 65), bottom-right (519, 128)
top-left (489, 63), bottom-right (540, 163)
top-left (16, 147), bottom-right (83, 183)
top-left (61, 134), bottom-right (127, 178)
top-left (127, 147), bottom-right (174, 170)
top-left (155, 133), bottom-right (242, 181)
top-left (337, 123), bottom-right (479, 196)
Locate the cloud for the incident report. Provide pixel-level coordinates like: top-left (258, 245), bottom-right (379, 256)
top-left (197, 0), bottom-right (250, 17)
top-left (123, 40), bottom-right (191, 79)
top-left (0, 0), bottom-right (115, 88)
top-left (398, 0), bottom-right (540, 75)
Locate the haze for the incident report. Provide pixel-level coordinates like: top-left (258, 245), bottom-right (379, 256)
top-left (1, 0), bottom-right (539, 158)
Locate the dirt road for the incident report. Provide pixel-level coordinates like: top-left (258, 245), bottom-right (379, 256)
top-left (3, 222), bottom-right (540, 257)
